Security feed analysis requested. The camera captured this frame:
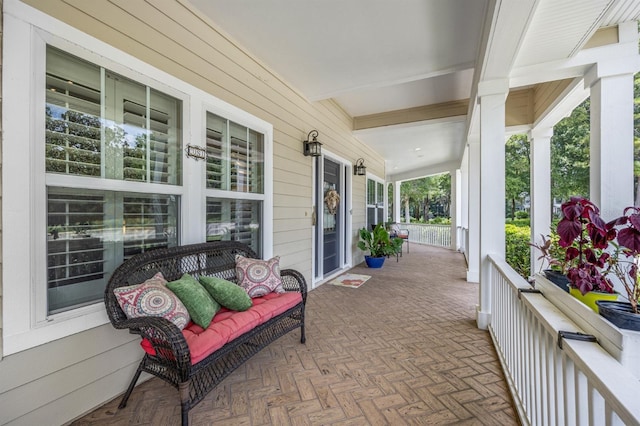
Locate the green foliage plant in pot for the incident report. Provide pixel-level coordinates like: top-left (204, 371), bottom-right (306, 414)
top-left (531, 231), bottom-right (571, 292)
top-left (357, 224), bottom-right (402, 268)
top-left (596, 206), bottom-right (640, 330)
top-left (556, 197), bottom-right (616, 311)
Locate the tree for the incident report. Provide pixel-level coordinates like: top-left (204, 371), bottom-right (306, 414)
top-left (400, 173), bottom-right (451, 222)
top-left (551, 99), bottom-right (591, 204)
top-left (505, 134), bottom-right (530, 219)
top-left (400, 179), bottom-right (423, 223)
top-left (426, 173), bottom-right (451, 218)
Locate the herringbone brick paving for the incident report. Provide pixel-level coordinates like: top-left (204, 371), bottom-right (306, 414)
top-left (72, 244), bottom-right (519, 425)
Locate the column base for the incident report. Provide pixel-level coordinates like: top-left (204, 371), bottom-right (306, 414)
top-left (476, 306), bottom-right (491, 330)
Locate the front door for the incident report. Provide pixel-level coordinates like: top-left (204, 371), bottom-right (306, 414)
top-left (322, 158), bottom-right (341, 275)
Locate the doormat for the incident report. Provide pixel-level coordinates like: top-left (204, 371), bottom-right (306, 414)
top-left (329, 273), bottom-right (371, 289)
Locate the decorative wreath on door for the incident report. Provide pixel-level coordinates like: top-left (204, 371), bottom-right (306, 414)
top-left (324, 189), bottom-right (340, 215)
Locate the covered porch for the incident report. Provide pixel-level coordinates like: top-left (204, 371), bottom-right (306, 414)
top-left (73, 243), bottom-right (519, 425)
top-left (2, 0), bottom-right (640, 424)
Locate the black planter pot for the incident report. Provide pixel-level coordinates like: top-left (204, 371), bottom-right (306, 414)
top-left (543, 269), bottom-right (570, 292)
top-left (596, 301), bottom-right (640, 331)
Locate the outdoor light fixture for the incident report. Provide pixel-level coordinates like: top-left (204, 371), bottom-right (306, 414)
top-left (354, 158), bottom-right (367, 176)
top-left (303, 130), bottom-right (322, 157)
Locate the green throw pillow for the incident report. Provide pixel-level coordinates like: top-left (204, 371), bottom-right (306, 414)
top-left (199, 275), bottom-right (253, 312)
top-left (167, 274), bottom-right (220, 328)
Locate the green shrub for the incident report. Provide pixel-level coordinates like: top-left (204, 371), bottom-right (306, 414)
top-left (505, 223), bottom-right (530, 278)
top-left (505, 218), bottom-right (530, 228)
top-left (429, 217), bottom-right (451, 225)
top-left (515, 210), bottom-right (529, 219)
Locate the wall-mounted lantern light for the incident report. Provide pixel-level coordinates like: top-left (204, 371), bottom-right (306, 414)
top-left (303, 130), bottom-right (322, 157)
top-left (354, 158), bottom-right (367, 176)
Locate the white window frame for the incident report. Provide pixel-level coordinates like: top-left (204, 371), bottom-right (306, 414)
top-left (366, 174), bottom-right (385, 228)
top-left (2, 1), bottom-right (273, 354)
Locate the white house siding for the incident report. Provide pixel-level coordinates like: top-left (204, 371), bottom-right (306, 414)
top-left (0, 0), bottom-right (384, 423)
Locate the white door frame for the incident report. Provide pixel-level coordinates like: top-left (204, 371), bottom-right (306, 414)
top-left (311, 149), bottom-right (353, 287)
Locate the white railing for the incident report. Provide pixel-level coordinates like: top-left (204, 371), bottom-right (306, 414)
top-left (488, 255), bottom-right (640, 426)
top-left (403, 223), bottom-right (451, 248)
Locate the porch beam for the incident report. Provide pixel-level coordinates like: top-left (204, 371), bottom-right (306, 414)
top-left (353, 100), bottom-right (468, 131)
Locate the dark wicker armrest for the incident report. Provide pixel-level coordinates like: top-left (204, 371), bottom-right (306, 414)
top-left (280, 269), bottom-right (308, 304)
top-left (116, 316), bottom-right (191, 380)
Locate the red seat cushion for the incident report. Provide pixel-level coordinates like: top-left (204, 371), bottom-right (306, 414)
top-left (140, 292), bottom-right (302, 364)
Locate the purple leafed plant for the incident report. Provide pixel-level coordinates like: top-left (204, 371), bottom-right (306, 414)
top-left (556, 197), bottom-right (615, 295)
top-left (607, 206), bottom-right (640, 313)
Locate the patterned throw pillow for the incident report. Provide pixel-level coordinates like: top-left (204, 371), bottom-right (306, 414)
top-left (167, 273), bottom-right (220, 329)
top-left (235, 255), bottom-right (285, 298)
top-left (113, 272), bottom-right (190, 330)
top-left (199, 275), bottom-right (252, 311)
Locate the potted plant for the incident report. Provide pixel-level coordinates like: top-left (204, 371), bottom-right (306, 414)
top-left (357, 223), bottom-right (402, 268)
top-left (531, 197), bottom-right (618, 310)
top-left (595, 206), bottom-right (640, 330)
top-left (531, 231), bottom-right (571, 291)
top-left (557, 197), bottom-right (615, 285)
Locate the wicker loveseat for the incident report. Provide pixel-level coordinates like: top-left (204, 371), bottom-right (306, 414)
top-left (104, 241), bottom-right (307, 426)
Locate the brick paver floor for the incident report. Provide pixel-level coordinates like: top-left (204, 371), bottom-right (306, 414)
top-left (73, 243), bottom-right (519, 425)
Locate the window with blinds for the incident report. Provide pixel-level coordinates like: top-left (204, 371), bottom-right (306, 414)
top-left (204, 112), bottom-right (265, 256)
top-left (47, 190), bottom-right (105, 314)
top-left (46, 46), bottom-right (182, 184)
top-left (206, 198), bottom-right (261, 255)
top-left (205, 112), bottom-right (263, 193)
top-left (123, 194), bottom-right (179, 258)
top-left (366, 178), bottom-right (385, 229)
top-left (44, 46), bottom-right (182, 315)
top-left (47, 188), bottom-right (178, 314)
top-left (45, 52), bottom-right (102, 177)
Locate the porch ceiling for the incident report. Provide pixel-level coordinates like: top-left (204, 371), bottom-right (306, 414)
top-left (188, 0), bottom-right (640, 180)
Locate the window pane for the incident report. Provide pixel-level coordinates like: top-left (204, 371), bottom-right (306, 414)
top-left (206, 198), bottom-right (261, 255)
top-left (367, 207), bottom-right (376, 229)
top-left (205, 113), bottom-right (226, 189)
top-left (46, 48), bottom-right (102, 177)
top-left (205, 112), bottom-right (263, 193)
top-left (123, 194), bottom-right (180, 258)
top-left (248, 129), bottom-right (264, 193)
top-left (367, 179), bottom-right (375, 204)
top-left (47, 188), bottom-right (179, 315)
top-left (45, 46), bottom-right (182, 185)
top-left (377, 182), bottom-right (384, 204)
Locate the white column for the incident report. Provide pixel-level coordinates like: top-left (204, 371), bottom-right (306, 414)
top-left (477, 79), bottom-right (508, 330)
top-left (450, 169), bottom-right (458, 251)
top-left (461, 147), bottom-right (469, 256)
top-left (586, 65), bottom-right (636, 220)
top-left (455, 169), bottom-right (463, 251)
top-left (529, 127), bottom-right (552, 276)
top-left (394, 181), bottom-right (401, 223)
top-left (467, 136), bottom-right (480, 283)
top-left (383, 182), bottom-right (390, 224)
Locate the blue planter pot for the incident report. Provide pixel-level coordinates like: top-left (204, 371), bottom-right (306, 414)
top-left (596, 301), bottom-right (640, 331)
top-left (365, 255), bottom-right (385, 268)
